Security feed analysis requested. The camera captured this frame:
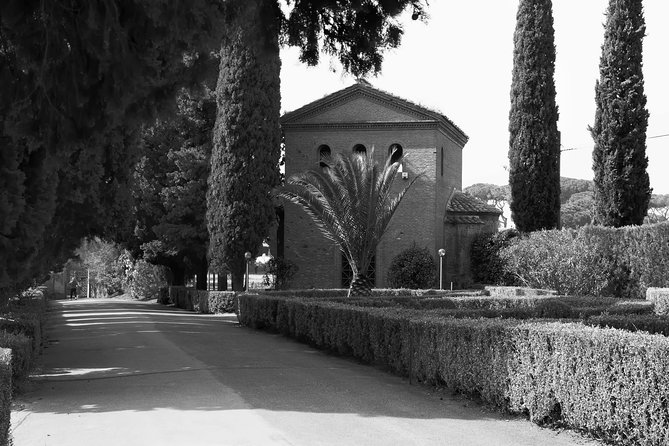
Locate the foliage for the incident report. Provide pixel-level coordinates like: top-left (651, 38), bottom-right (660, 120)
top-left (500, 222), bottom-right (669, 298)
top-left (0, 0), bottom-right (224, 295)
top-left (646, 194), bottom-right (669, 224)
top-left (240, 293), bottom-right (669, 445)
top-left (207, 0), bottom-right (283, 291)
top-left (0, 348), bottom-right (9, 446)
top-left (262, 257), bottom-right (298, 290)
top-left (125, 260), bottom-right (168, 301)
top-left (0, 330), bottom-right (31, 386)
top-left (387, 245), bottom-right (436, 289)
top-left (647, 287), bottom-right (669, 316)
top-left (560, 191), bottom-right (595, 229)
top-left (590, 0), bottom-right (650, 226)
top-left (587, 314), bottom-right (669, 336)
top-left (463, 183), bottom-right (510, 227)
top-left (470, 229), bottom-right (520, 285)
top-left (276, 150), bottom-right (418, 296)
top-left (559, 177), bottom-right (594, 203)
top-left (508, 0), bottom-right (561, 232)
top-left (133, 87), bottom-right (215, 287)
top-left (74, 237), bottom-right (128, 297)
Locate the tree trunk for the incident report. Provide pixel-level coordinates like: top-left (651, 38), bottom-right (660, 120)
top-left (217, 271), bottom-right (228, 291)
top-left (195, 263), bottom-right (208, 290)
top-left (348, 273), bottom-right (373, 297)
top-left (171, 264), bottom-right (185, 286)
top-left (231, 262), bottom-right (245, 291)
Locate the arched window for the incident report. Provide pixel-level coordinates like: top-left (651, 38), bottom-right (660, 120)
top-left (388, 144), bottom-right (403, 164)
top-left (352, 144), bottom-right (367, 155)
top-left (318, 145), bottom-right (331, 168)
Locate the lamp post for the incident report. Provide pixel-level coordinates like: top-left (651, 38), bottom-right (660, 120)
top-left (438, 248), bottom-right (446, 290)
top-left (244, 251), bottom-right (252, 291)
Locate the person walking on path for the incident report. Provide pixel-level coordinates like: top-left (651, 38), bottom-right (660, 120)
top-left (68, 276), bottom-right (79, 300)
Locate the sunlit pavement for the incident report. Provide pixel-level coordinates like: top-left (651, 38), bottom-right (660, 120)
top-left (10, 298), bottom-right (601, 446)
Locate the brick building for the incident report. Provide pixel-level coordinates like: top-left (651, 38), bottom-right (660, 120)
top-left (279, 81), bottom-right (500, 289)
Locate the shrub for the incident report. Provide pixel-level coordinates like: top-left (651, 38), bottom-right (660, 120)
top-left (0, 348), bottom-right (10, 446)
top-left (0, 316), bottom-right (41, 356)
top-left (206, 291), bottom-right (236, 314)
top-left (647, 287), bottom-right (669, 315)
top-left (586, 314), bottom-right (669, 336)
top-left (126, 260), bottom-right (168, 300)
top-left (501, 222), bottom-right (669, 298)
top-left (239, 294), bottom-right (669, 445)
top-left (0, 331), bottom-right (31, 385)
top-left (387, 245), bottom-right (437, 289)
top-left (262, 257), bottom-right (298, 290)
top-left (470, 229), bottom-right (520, 285)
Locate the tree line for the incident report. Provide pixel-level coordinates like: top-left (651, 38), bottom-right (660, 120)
top-left (0, 0), bottom-right (427, 297)
top-left (509, 0), bottom-right (651, 232)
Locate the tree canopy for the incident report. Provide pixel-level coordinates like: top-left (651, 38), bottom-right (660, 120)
top-left (0, 1), bottom-right (224, 296)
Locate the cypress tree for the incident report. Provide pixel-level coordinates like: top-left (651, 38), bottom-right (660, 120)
top-left (590, 0), bottom-right (650, 227)
top-left (508, 0), bottom-right (561, 232)
top-left (207, 0), bottom-right (282, 290)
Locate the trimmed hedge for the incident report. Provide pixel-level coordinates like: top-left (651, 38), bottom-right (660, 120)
top-left (387, 245), bottom-right (437, 289)
top-left (0, 348), bottom-right (10, 446)
top-left (647, 287), bottom-right (669, 315)
top-left (159, 287), bottom-right (238, 314)
top-left (239, 294), bottom-right (669, 445)
top-left (587, 314), bottom-right (669, 336)
top-left (501, 222), bottom-right (669, 299)
top-left (0, 331), bottom-right (32, 385)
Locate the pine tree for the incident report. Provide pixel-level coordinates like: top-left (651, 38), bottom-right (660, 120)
top-left (508, 0), bottom-right (561, 232)
top-left (590, 0), bottom-right (650, 227)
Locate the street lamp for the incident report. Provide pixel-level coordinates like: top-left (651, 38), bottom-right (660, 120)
top-left (244, 251), bottom-right (252, 291)
top-left (438, 248), bottom-right (446, 290)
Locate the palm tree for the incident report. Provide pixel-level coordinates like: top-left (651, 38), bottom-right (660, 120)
top-left (276, 148), bottom-right (418, 296)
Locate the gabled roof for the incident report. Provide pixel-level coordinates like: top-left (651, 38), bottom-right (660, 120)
top-left (444, 190), bottom-right (501, 224)
top-left (281, 80), bottom-right (468, 146)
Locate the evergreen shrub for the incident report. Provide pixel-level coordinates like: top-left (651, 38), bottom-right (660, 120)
top-left (470, 229), bottom-right (519, 285)
top-left (0, 331), bottom-right (31, 385)
top-left (587, 314), bottom-right (669, 336)
top-left (126, 260), bottom-right (168, 300)
top-left (205, 291), bottom-right (236, 314)
top-left (647, 287), bottom-right (669, 315)
top-left (239, 294), bottom-right (669, 445)
top-left (0, 348), bottom-right (10, 446)
top-left (387, 245), bottom-right (437, 289)
top-left (500, 222), bottom-right (669, 298)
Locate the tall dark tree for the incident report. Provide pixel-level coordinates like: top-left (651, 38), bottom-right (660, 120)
top-left (134, 88), bottom-right (215, 289)
top-left (208, 0), bottom-right (427, 290)
top-left (590, 0), bottom-right (650, 227)
top-left (0, 1), bottom-right (224, 298)
top-left (508, 0), bottom-right (561, 232)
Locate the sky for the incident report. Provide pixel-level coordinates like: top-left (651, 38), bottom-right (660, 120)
top-left (279, 1), bottom-right (669, 194)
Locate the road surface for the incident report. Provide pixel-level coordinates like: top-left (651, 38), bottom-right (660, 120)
top-left (11, 298), bottom-right (599, 445)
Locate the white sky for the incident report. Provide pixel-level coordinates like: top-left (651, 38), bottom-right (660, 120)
top-left (279, 1), bottom-right (669, 194)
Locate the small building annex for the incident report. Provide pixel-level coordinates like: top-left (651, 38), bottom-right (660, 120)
top-left (278, 81), bottom-right (500, 289)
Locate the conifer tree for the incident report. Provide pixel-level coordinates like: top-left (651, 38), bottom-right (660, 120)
top-left (208, 0), bottom-right (427, 290)
top-left (590, 0), bottom-right (650, 227)
top-left (508, 0), bottom-right (561, 232)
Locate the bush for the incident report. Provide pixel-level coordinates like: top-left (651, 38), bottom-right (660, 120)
top-left (126, 260), bottom-right (169, 300)
top-left (647, 287), bottom-right (669, 315)
top-left (262, 257), bottom-right (298, 290)
top-left (239, 294), bottom-right (669, 445)
top-left (0, 331), bottom-right (32, 385)
top-left (587, 314), bottom-right (669, 336)
top-left (0, 348), bottom-right (10, 446)
top-left (205, 291), bottom-right (237, 314)
top-left (470, 229), bottom-right (520, 285)
top-left (501, 222), bottom-right (669, 298)
top-left (387, 245), bottom-right (437, 289)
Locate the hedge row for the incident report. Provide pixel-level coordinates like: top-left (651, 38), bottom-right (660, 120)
top-left (0, 348), bottom-right (10, 446)
top-left (587, 314), bottom-right (669, 336)
top-left (498, 222), bottom-right (669, 299)
top-left (160, 287), bottom-right (237, 314)
top-left (239, 294), bottom-right (669, 446)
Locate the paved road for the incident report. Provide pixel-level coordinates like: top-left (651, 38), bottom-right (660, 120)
top-left (11, 298), bottom-right (600, 446)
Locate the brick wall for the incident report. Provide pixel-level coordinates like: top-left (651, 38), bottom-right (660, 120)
top-left (282, 89), bottom-right (466, 290)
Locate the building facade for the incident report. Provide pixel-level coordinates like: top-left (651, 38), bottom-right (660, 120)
top-left (279, 81), bottom-right (499, 289)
